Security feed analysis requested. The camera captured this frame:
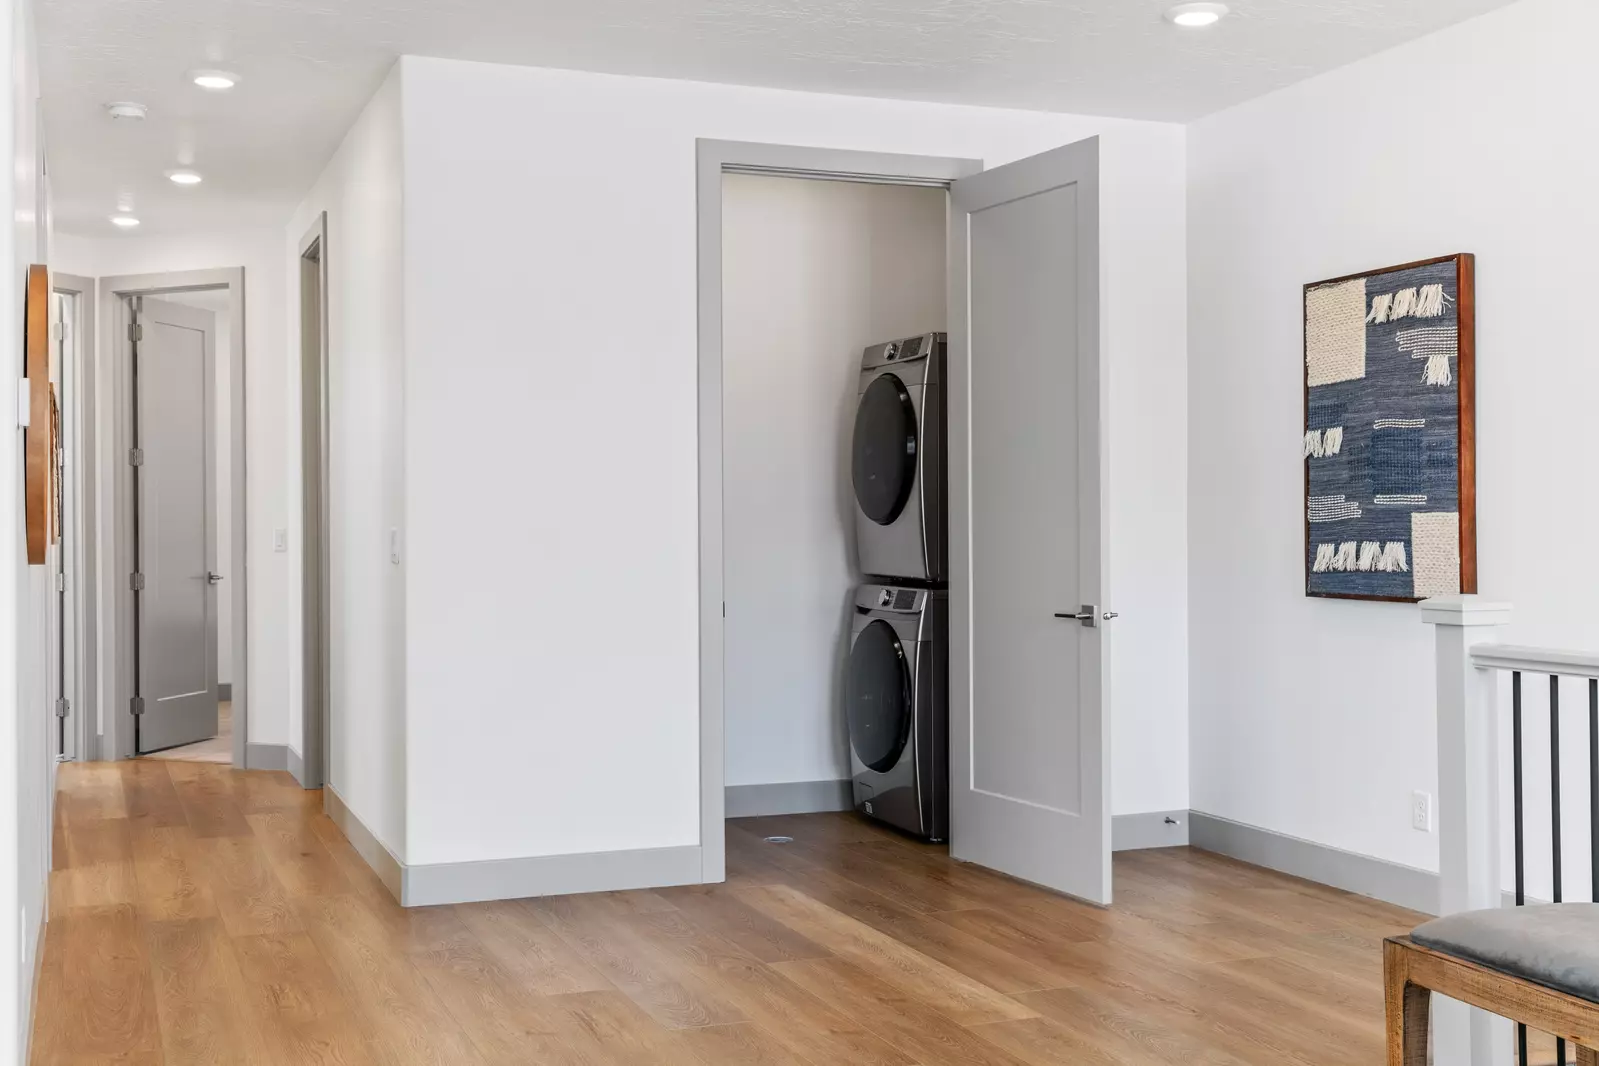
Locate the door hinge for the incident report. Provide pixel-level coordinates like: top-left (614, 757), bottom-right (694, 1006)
top-left (130, 696), bottom-right (145, 716)
top-left (128, 322), bottom-right (143, 343)
top-left (55, 573), bottom-right (65, 593)
top-left (128, 447), bottom-right (144, 467)
top-left (130, 572), bottom-right (145, 591)
top-left (54, 697), bottom-right (68, 719)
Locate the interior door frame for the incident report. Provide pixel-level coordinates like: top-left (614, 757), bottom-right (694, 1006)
top-left (695, 139), bottom-right (981, 882)
top-left (297, 213), bottom-right (331, 789)
top-left (52, 273), bottom-right (97, 762)
top-left (101, 268), bottom-right (248, 767)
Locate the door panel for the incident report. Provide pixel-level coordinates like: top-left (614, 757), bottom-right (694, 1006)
top-left (948, 138), bottom-right (1109, 904)
top-left (136, 297), bottom-right (219, 753)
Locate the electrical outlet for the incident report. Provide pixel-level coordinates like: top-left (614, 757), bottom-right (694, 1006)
top-left (1411, 790), bottom-right (1433, 833)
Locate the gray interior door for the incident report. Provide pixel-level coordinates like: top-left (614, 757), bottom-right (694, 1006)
top-left (135, 296), bottom-right (219, 753)
top-left (947, 137), bottom-right (1110, 904)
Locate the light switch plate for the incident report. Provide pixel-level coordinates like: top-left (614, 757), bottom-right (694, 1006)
top-left (273, 528), bottom-right (288, 553)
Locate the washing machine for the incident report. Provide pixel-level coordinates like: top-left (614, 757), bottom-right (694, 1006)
top-left (846, 583), bottom-right (947, 842)
top-left (851, 332), bottom-right (946, 584)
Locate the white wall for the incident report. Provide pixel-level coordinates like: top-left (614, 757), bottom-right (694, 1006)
top-left (2, 0), bottom-right (50, 1053)
top-left (399, 56), bottom-right (1189, 867)
top-left (722, 174), bottom-right (946, 790)
top-left (285, 66), bottom-right (406, 856)
top-left (53, 228), bottom-right (291, 748)
top-left (1187, 0), bottom-right (1599, 874)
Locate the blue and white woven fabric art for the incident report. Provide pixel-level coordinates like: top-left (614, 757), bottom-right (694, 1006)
top-left (1304, 260), bottom-right (1464, 600)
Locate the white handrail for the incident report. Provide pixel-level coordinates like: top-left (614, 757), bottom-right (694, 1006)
top-left (1471, 645), bottom-right (1599, 680)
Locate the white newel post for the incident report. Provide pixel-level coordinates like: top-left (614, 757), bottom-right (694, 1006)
top-left (1421, 595), bottom-right (1514, 1066)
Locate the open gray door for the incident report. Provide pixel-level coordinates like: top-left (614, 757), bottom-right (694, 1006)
top-left (134, 297), bottom-right (220, 753)
top-left (947, 137), bottom-right (1111, 904)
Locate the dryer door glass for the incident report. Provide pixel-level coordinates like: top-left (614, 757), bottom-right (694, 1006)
top-left (852, 374), bottom-right (918, 525)
top-left (847, 620), bottom-right (913, 774)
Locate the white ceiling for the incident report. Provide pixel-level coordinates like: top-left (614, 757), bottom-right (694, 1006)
top-left (40, 0), bottom-right (1519, 239)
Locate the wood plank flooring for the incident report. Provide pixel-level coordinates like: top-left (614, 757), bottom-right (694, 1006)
top-left (35, 761), bottom-right (1426, 1065)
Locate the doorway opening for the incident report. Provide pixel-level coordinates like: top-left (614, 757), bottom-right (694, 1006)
top-left (298, 213), bottom-right (330, 789)
top-left (717, 166), bottom-right (954, 866)
top-left (698, 141), bottom-right (977, 882)
top-left (100, 269), bottom-right (249, 768)
top-left (49, 275), bottom-right (96, 764)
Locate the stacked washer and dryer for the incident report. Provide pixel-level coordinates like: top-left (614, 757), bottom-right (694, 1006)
top-left (846, 333), bottom-right (949, 842)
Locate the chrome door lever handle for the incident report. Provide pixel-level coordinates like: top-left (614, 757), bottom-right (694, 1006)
top-left (1054, 605), bottom-right (1100, 628)
top-left (206, 572), bottom-right (225, 584)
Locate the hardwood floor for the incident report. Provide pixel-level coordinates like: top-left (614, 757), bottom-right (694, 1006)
top-left (35, 761), bottom-right (1426, 1065)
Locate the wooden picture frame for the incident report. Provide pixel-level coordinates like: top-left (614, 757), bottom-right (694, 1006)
top-left (24, 263), bottom-right (49, 565)
top-left (1303, 253), bottom-right (1476, 602)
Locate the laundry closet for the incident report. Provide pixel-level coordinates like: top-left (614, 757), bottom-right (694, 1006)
top-left (707, 138), bottom-right (1111, 903)
top-left (721, 171), bottom-right (949, 842)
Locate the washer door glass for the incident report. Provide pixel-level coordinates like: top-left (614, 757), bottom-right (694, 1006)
top-left (847, 620), bottom-right (913, 774)
top-left (852, 374), bottom-right (918, 526)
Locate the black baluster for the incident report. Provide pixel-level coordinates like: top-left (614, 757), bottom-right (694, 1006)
top-left (1591, 678), bottom-right (1598, 904)
top-left (1577, 683), bottom-right (1598, 1066)
top-left (1553, 674), bottom-right (1565, 1066)
top-left (1554, 674), bottom-right (1564, 904)
top-left (1514, 671), bottom-right (1528, 1066)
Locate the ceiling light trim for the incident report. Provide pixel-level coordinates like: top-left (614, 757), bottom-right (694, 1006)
top-left (189, 69), bottom-right (239, 90)
top-left (1165, 2), bottom-right (1230, 27)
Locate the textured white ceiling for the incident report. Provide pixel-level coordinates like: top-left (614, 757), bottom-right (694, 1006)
top-left (40, 0), bottom-right (1519, 238)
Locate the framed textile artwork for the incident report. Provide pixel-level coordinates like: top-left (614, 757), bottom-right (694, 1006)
top-left (1303, 254), bottom-right (1476, 602)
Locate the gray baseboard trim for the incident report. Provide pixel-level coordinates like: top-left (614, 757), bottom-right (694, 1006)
top-left (1113, 810), bottom-right (1190, 851)
top-left (403, 845), bottom-right (704, 907)
top-left (287, 747), bottom-right (306, 786)
top-left (320, 785), bottom-right (701, 908)
top-left (726, 779), bottom-right (853, 818)
top-left (218, 682), bottom-right (233, 701)
top-left (324, 786), bottom-right (405, 904)
top-left (1190, 810), bottom-right (1438, 915)
top-left (245, 742), bottom-right (288, 772)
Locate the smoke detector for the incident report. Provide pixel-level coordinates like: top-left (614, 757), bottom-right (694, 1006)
top-left (105, 101), bottom-right (148, 121)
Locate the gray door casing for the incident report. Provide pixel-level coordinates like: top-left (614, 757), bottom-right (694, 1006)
top-left (947, 137), bottom-right (1110, 905)
top-left (133, 296), bottom-right (221, 753)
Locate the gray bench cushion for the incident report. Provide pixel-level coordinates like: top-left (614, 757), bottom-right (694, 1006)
top-left (1412, 904), bottom-right (1599, 1003)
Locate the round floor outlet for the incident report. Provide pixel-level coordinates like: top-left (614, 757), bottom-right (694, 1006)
top-left (763, 835), bottom-right (795, 845)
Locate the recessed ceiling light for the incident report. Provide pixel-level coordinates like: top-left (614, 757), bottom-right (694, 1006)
top-left (166, 169), bottom-right (203, 185)
top-left (189, 69), bottom-right (238, 91)
top-left (1165, 2), bottom-right (1229, 27)
top-left (104, 101), bottom-right (148, 121)
top-left (110, 215), bottom-right (141, 228)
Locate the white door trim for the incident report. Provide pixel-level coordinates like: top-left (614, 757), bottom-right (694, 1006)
top-left (694, 140), bottom-right (982, 882)
top-left (100, 268), bottom-right (248, 767)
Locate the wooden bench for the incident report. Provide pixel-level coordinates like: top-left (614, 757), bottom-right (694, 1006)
top-left (1387, 931), bottom-right (1599, 1065)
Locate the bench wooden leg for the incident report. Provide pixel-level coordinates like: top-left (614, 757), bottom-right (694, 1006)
top-left (1385, 942), bottom-right (1429, 1066)
top-left (1577, 1045), bottom-right (1598, 1066)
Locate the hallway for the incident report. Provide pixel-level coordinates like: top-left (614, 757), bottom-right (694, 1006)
top-left (34, 761), bottom-right (1420, 1065)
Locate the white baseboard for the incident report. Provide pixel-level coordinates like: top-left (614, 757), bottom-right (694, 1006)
top-left (1190, 810), bottom-right (1438, 915)
top-left (1113, 810), bottom-right (1190, 851)
top-left (726, 780), bottom-right (853, 818)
